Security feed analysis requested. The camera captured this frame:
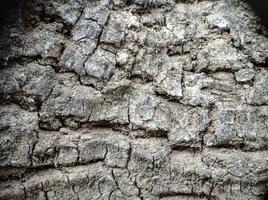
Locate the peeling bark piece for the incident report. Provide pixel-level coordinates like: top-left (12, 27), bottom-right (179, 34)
top-left (105, 135), bottom-right (130, 168)
top-left (235, 68), bottom-right (255, 82)
top-left (112, 168), bottom-right (140, 197)
top-left (82, 49), bottom-right (116, 90)
top-left (0, 63), bottom-right (56, 111)
top-left (23, 23), bottom-right (65, 59)
top-left (181, 71), bottom-right (245, 107)
top-left (23, 163), bottom-right (114, 200)
top-left (204, 105), bottom-right (268, 150)
top-left (32, 133), bottom-right (59, 167)
top-left (59, 39), bottom-right (97, 75)
top-left (141, 12), bottom-right (165, 27)
top-left (133, 50), bottom-right (163, 81)
top-left (168, 149), bottom-right (268, 199)
top-left (101, 22), bottom-right (125, 47)
top-left (131, 0), bottom-right (175, 9)
top-left (207, 12), bottom-right (230, 31)
top-left (161, 196), bottom-right (207, 200)
top-left (59, 42), bottom-right (87, 75)
top-left (128, 138), bottom-right (171, 195)
top-left (129, 91), bottom-right (171, 132)
top-left (55, 0), bottom-right (84, 25)
top-left (31, 0), bottom-right (85, 25)
top-left (155, 56), bottom-right (183, 100)
top-left (0, 180), bottom-right (26, 200)
top-left (180, 72), bottom-right (216, 107)
top-left (233, 32), bottom-right (268, 64)
top-left (0, 105), bottom-right (38, 167)
top-left (202, 149), bottom-right (268, 199)
top-left (72, 19), bottom-right (102, 41)
top-left (247, 70), bottom-right (268, 105)
top-left (0, 68), bottom-right (21, 97)
top-left (168, 107), bottom-right (210, 149)
top-left (169, 151), bottom-right (211, 196)
top-left (57, 134), bottom-right (79, 166)
top-left (196, 39), bottom-right (247, 72)
top-left (79, 131), bottom-right (130, 168)
top-left (32, 132), bottom-right (80, 167)
top-left (78, 134), bottom-right (107, 163)
top-left (90, 99), bottom-right (129, 125)
top-left (129, 138), bottom-right (171, 172)
top-left (40, 84), bottom-right (102, 130)
top-left (84, 5), bottom-right (109, 26)
top-left (133, 51), bottom-right (183, 100)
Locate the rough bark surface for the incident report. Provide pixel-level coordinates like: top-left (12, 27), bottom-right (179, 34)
top-left (0, 0), bottom-right (268, 199)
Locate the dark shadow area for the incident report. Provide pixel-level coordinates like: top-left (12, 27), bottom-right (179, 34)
top-left (0, 0), bottom-right (26, 65)
top-left (0, 0), bottom-right (22, 26)
top-left (246, 0), bottom-right (268, 28)
top-left (263, 188), bottom-right (268, 200)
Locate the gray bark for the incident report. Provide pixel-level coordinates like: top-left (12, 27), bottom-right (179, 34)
top-left (0, 0), bottom-right (268, 199)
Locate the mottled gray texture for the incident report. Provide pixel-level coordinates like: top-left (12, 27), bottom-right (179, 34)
top-left (0, 0), bottom-right (268, 199)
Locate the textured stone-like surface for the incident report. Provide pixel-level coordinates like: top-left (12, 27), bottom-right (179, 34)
top-left (0, 0), bottom-right (268, 199)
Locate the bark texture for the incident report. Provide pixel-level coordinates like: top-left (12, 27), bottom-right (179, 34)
top-left (0, 0), bottom-right (268, 199)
